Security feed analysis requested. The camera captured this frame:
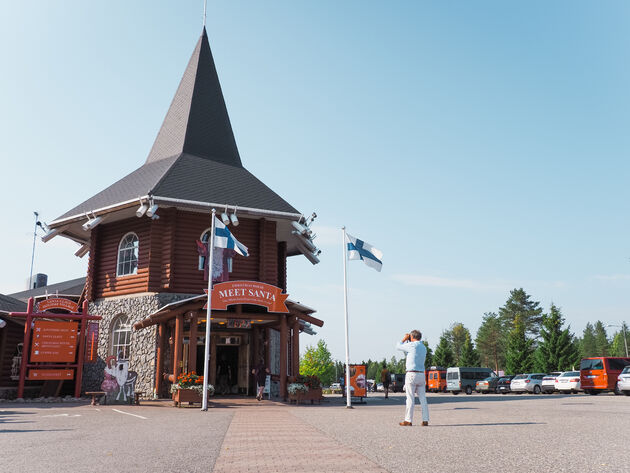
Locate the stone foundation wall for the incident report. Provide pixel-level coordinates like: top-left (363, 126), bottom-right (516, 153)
top-left (82, 293), bottom-right (194, 396)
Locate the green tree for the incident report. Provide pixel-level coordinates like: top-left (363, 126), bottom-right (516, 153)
top-left (423, 341), bottom-right (434, 368)
top-left (593, 321), bottom-right (610, 356)
top-left (498, 288), bottom-right (544, 338)
top-left (433, 332), bottom-right (454, 368)
top-left (533, 304), bottom-right (579, 372)
top-left (505, 315), bottom-right (534, 374)
top-left (610, 322), bottom-right (629, 357)
top-left (448, 323), bottom-right (471, 365)
top-left (300, 340), bottom-right (335, 385)
top-left (476, 312), bottom-right (505, 373)
top-left (580, 323), bottom-right (597, 357)
top-left (459, 333), bottom-right (480, 367)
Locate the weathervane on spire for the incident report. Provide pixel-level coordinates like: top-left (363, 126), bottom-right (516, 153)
top-left (203, 0), bottom-right (207, 27)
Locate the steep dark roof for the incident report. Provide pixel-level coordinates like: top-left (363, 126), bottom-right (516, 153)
top-left (53, 28), bottom-right (298, 224)
top-left (0, 294), bottom-right (27, 313)
top-left (8, 277), bottom-right (86, 302)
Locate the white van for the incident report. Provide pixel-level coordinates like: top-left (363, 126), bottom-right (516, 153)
top-left (446, 367), bottom-right (497, 395)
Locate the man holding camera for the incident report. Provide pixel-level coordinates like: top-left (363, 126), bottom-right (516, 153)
top-left (396, 330), bottom-right (429, 426)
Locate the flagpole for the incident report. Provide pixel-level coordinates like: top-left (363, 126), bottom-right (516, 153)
top-left (202, 208), bottom-right (216, 411)
top-left (342, 226), bottom-right (352, 409)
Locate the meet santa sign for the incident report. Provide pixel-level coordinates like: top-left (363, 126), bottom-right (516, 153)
top-left (204, 281), bottom-right (289, 313)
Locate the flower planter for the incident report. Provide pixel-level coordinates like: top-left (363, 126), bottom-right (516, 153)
top-left (288, 387), bottom-right (323, 405)
top-left (173, 388), bottom-right (202, 407)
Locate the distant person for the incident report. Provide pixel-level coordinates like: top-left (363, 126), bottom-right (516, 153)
top-left (380, 362), bottom-right (391, 399)
top-left (252, 358), bottom-right (269, 401)
top-left (396, 330), bottom-right (429, 427)
top-left (340, 375), bottom-right (345, 397)
top-left (217, 354), bottom-right (232, 395)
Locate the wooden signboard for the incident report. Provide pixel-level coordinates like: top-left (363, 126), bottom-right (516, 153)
top-left (204, 281), bottom-right (289, 313)
top-left (28, 369), bottom-right (75, 380)
top-left (38, 298), bottom-right (79, 312)
top-left (30, 321), bottom-right (78, 363)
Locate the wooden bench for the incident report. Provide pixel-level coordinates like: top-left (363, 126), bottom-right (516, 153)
top-left (85, 391), bottom-right (106, 406)
top-left (134, 391), bottom-right (145, 405)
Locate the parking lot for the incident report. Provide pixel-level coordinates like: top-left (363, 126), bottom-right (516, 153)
top-left (1, 392), bottom-right (629, 472)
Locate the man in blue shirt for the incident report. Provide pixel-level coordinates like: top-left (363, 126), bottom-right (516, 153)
top-left (396, 330), bottom-right (429, 426)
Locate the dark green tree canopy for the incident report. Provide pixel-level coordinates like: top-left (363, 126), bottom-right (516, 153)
top-left (505, 315), bottom-right (535, 375)
top-left (476, 312), bottom-right (505, 373)
top-left (433, 332), bottom-right (454, 368)
top-left (459, 332), bottom-right (480, 367)
top-left (533, 303), bottom-right (579, 372)
top-left (499, 288), bottom-right (544, 338)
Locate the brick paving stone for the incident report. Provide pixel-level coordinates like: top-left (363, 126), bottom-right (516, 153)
top-left (213, 406), bottom-right (387, 473)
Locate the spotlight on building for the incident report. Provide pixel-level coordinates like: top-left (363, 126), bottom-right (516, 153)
top-left (75, 243), bottom-right (90, 258)
top-left (82, 216), bottom-right (103, 231)
top-left (136, 203), bottom-right (148, 217)
top-left (221, 212), bottom-right (230, 225)
top-left (230, 209), bottom-right (239, 227)
top-left (146, 204), bottom-right (159, 218)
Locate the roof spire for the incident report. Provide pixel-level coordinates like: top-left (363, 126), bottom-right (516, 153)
top-left (203, 0), bottom-right (207, 28)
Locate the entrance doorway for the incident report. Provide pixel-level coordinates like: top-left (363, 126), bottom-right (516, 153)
top-left (216, 345), bottom-right (239, 395)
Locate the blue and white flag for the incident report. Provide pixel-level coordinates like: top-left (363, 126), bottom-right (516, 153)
top-left (345, 233), bottom-right (383, 272)
top-left (214, 217), bottom-right (249, 257)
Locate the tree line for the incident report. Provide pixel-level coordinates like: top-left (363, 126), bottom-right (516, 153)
top-left (299, 289), bottom-right (629, 385)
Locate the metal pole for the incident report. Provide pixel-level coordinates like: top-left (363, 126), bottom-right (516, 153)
top-left (29, 212), bottom-right (38, 289)
top-left (623, 323), bottom-right (629, 358)
top-left (202, 209), bottom-right (216, 411)
top-left (342, 226), bottom-right (352, 409)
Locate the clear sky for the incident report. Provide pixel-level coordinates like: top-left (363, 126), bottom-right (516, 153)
top-left (1, 1), bottom-right (629, 363)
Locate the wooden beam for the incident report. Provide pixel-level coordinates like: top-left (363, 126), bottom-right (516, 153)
top-left (292, 317), bottom-right (300, 377)
top-left (188, 312), bottom-right (198, 374)
top-left (279, 314), bottom-right (288, 400)
top-left (155, 322), bottom-right (166, 396)
top-left (173, 314), bottom-right (184, 380)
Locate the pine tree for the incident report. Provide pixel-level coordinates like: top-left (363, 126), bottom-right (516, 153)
top-left (593, 321), bottom-right (610, 356)
top-left (610, 323), bottom-right (629, 357)
top-left (423, 341), bottom-right (434, 368)
top-left (498, 288), bottom-right (544, 338)
top-left (476, 312), bottom-right (505, 373)
top-left (505, 315), bottom-right (534, 374)
top-left (533, 304), bottom-right (579, 372)
top-left (581, 323), bottom-right (597, 357)
top-left (459, 333), bottom-right (480, 367)
top-left (433, 332), bottom-right (454, 368)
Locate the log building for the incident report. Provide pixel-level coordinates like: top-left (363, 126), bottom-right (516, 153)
top-left (45, 28), bottom-right (322, 399)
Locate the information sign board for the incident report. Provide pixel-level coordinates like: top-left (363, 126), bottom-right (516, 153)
top-left (28, 369), bottom-right (75, 380)
top-left (348, 364), bottom-right (367, 397)
top-left (30, 321), bottom-right (78, 363)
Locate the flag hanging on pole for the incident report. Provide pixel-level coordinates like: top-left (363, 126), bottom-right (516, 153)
top-left (345, 233), bottom-right (383, 272)
top-left (214, 217), bottom-right (249, 257)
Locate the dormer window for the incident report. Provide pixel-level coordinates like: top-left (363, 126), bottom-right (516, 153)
top-left (117, 233), bottom-right (139, 276)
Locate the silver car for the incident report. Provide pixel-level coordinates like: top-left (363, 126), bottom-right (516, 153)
top-left (617, 366), bottom-right (630, 396)
top-left (510, 373), bottom-right (546, 394)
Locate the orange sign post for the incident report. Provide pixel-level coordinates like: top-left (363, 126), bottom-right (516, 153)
top-left (28, 369), bottom-right (74, 380)
top-left (347, 364), bottom-right (367, 399)
top-left (37, 298), bottom-right (79, 312)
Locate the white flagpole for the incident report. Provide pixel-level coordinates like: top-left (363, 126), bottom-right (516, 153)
top-left (202, 208), bottom-right (216, 411)
top-left (342, 226), bottom-right (352, 409)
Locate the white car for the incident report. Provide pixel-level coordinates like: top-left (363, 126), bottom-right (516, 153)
top-left (555, 371), bottom-right (581, 393)
top-left (510, 373), bottom-right (545, 394)
top-left (617, 366), bottom-right (630, 396)
top-left (542, 372), bottom-right (562, 393)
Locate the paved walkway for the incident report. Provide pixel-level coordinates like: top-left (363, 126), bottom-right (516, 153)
top-left (213, 404), bottom-right (386, 473)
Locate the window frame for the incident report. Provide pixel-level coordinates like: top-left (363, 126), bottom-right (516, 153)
top-left (116, 232), bottom-right (139, 277)
top-left (110, 314), bottom-right (132, 360)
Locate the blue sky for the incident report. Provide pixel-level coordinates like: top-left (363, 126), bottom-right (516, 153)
top-left (1, 1), bottom-right (629, 362)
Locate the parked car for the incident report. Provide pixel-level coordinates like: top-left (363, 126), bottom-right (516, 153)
top-left (541, 372), bottom-right (562, 393)
top-left (330, 382), bottom-right (341, 390)
top-left (475, 376), bottom-right (500, 394)
top-left (446, 367), bottom-right (497, 395)
top-left (390, 373), bottom-right (406, 393)
top-left (555, 371), bottom-right (581, 393)
top-left (510, 373), bottom-right (545, 394)
top-left (376, 383), bottom-right (383, 392)
top-left (496, 375), bottom-right (515, 394)
top-left (580, 357), bottom-right (630, 395)
top-left (616, 366), bottom-right (630, 396)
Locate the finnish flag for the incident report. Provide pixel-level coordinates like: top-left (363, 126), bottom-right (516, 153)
top-left (214, 217), bottom-right (249, 257)
top-left (345, 233), bottom-right (383, 272)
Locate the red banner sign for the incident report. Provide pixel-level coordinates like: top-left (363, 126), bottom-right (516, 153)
top-left (38, 298), bottom-right (79, 312)
top-left (84, 322), bottom-right (99, 363)
top-left (205, 281), bottom-right (289, 313)
top-left (28, 369), bottom-right (75, 380)
top-left (348, 364), bottom-right (367, 398)
top-left (30, 321), bottom-right (78, 363)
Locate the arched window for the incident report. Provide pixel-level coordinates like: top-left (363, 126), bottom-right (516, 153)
top-left (111, 315), bottom-right (131, 360)
top-left (117, 233), bottom-right (139, 276)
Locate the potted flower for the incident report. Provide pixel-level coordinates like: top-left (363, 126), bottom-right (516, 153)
top-left (170, 372), bottom-right (214, 407)
top-left (287, 375), bottom-right (323, 404)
